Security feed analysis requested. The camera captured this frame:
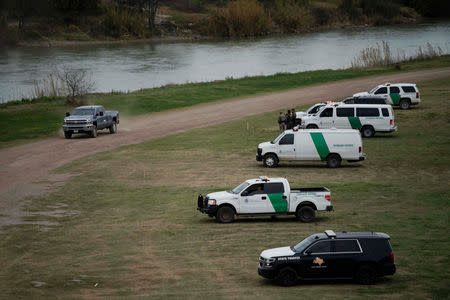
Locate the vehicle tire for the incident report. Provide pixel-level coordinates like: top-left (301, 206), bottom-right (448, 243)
top-left (109, 122), bottom-right (117, 134)
top-left (306, 124), bottom-right (318, 129)
top-left (399, 99), bottom-right (410, 110)
top-left (91, 126), bottom-right (97, 138)
top-left (296, 206), bottom-right (315, 223)
top-left (355, 265), bottom-right (377, 285)
top-left (64, 131), bottom-right (72, 139)
top-left (263, 154), bottom-right (278, 168)
top-left (215, 206), bottom-right (235, 223)
top-left (361, 126), bottom-right (375, 138)
top-left (275, 267), bottom-right (298, 287)
top-left (326, 154), bottom-right (342, 168)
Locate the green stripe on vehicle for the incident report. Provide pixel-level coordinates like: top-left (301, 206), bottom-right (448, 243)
top-left (348, 117), bottom-right (362, 129)
top-left (268, 193), bottom-right (288, 212)
top-left (390, 93), bottom-right (401, 105)
top-left (310, 132), bottom-right (330, 160)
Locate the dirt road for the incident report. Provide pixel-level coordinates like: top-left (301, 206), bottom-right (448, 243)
top-left (1, 68), bottom-right (449, 228)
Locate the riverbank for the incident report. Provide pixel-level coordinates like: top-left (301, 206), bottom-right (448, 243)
top-left (1, 55), bottom-right (449, 149)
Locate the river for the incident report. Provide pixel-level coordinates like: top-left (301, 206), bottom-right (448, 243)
top-left (0, 21), bottom-right (449, 102)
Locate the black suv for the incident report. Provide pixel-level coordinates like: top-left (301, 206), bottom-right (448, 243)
top-left (258, 230), bottom-right (396, 286)
top-left (342, 96), bottom-right (387, 105)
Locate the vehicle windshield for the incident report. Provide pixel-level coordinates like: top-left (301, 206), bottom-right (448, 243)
top-left (308, 104), bottom-right (323, 114)
top-left (313, 106), bottom-right (326, 116)
top-left (71, 108), bottom-right (95, 116)
top-left (293, 236), bottom-right (315, 253)
top-left (270, 133), bottom-right (284, 144)
top-left (369, 87), bottom-right (378, 94)
top-left (231, 182), bottom-right (249, 194)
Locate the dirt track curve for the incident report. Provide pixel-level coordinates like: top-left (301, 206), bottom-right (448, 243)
top-left (1, 67), bottom-right (449, 227)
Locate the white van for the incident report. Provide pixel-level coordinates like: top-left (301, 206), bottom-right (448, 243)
top-left (300, 104), bottom-right (397, 138)
top-left (256, 129), bottom-right (365, 168)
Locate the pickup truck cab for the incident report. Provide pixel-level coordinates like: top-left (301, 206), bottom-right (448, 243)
top-left (257, 129), bottom-right (365, 168)
top-left (63, 105), bottom-right (119, 139)
top-left (296, 103), bottom-right (326, 123)
top-left (197, 176), bottom-right (332, 223)
top-left (353, 82), bottom-right (421, 109)
top-left (258, 230), bottom-right (396, 286)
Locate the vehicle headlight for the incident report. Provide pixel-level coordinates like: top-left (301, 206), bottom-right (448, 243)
top-left (301, 121), bottom-right (305, 125)
top-left (86, 119), bottom-right (92, 124)
top-left (264, 258), bottom-right (276, 266)
top-left (207, 199), bottom-right (216, 206)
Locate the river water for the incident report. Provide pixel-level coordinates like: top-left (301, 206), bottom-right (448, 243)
top-left (0, 21), bottom-right (449, 102)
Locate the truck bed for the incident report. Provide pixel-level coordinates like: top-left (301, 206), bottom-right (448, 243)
top-left (291, 187), bottom-right (329, 193)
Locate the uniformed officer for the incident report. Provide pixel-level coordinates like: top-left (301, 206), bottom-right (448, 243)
top-left (278, 112), bottom-right (286, 133)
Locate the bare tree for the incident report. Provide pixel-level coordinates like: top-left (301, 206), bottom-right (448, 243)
top-left (146, 0), bottom-right (159, 32)
top-left (57, 67), bottom-right (95, 105)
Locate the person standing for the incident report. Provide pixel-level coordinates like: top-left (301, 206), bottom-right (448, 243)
top-left (278, 112), bottom-right (286, 133)
top-left (291, 108), bottom-right (297, 128)
top-left (286, 110), bottom-right (291, 129)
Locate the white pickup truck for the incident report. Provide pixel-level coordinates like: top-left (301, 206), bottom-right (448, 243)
top-left (197, 177), bottom-right (332, 223)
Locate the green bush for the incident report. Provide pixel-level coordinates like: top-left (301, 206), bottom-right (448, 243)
top-left (101, 5), bottom-right (146, 38)
top-left (360, 0), bottom-right (401, 19)
top-left (270, 0), bottom-right (304, 32)
top-left (311, 6), bottom-right (334, 25)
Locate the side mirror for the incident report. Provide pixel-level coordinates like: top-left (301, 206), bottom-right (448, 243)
top-left (241, 191), bottom-right (249, 197)
top-left (100, 111), bottom-right (104, 116)
top-left (305, 250), bottom-right (312, 255)
top-left (65, 112), bottom-right (70, 117)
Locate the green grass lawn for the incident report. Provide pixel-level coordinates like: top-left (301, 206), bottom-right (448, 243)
top-left (1, 56), bottom-right (449, 148)
top-left (1, 77), bottom-right (448, 298)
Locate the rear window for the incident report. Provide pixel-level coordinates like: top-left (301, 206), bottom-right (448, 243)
top-left (382, 108), bottom-right (390, 117)
top-left (390, 86), bottom-right (400, 93)
top-left (357, 108), bottom-right (380, 117)
top-left (279, 134), bottom-right (294, 145)
top-left (374, 87), bottom-right (387, 95)
top-left (264, 183), bottom-right (285, 194)
top-left (337, 107), bottom-right (355, 117)
top-left (320, 108), bottom-right (333, 117)
top-left (363, 239), bottom-right (392, 254)
top-left (335, 240), bottom-right (361, 252)
top-left (402, 86), bottom-right (416, 93)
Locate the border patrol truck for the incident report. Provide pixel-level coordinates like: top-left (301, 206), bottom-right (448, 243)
top-left (197, 177), bottom-right (332, 223)
top-left (300, 103), bottom-right (397, 138)
top-left (353, 82), bottom-right (421, 109)
top-left (257, 129), bottom-right (365, 168)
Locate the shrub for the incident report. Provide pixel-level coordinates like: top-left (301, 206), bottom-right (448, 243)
top-left (310, 6), bottom-right (334, 26)
top-left (270, 0), bottom-right (304, 32)
top-left (101, 5), bottom-right (146, 38)
top-left (339, 0), bottom-right (363, 21)
top-left (360, 0), bottom-right (401, 19)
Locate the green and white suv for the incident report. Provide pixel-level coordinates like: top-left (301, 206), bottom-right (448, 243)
top-left (353, 83), bottom-right (421, 109)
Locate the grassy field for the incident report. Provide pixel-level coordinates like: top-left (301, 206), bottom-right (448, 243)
top-left (1, 55), bottom-right (449, 148)
top-left (1, 77), bottom-right (449, 298)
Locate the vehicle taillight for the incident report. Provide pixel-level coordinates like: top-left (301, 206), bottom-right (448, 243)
top-left (325, 194), bottom-right (331, 202)
top-left (390, 251), bottom-right (395, 263)
top-left (416, 92), bottom-right (419, 98)
top-left (390, 120), bottom-right (393, 125)
top-left (359, 146), bottom-right (362, 153)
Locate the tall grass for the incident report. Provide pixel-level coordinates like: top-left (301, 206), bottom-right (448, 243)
top-left (351, 41), bottom-right (444, 68)
top-left (270, 0), bottom-right (310, 32)
top-left (101, 4), bottom-right (146, 38)
top-left (32, 73), bottom-right (65, 99)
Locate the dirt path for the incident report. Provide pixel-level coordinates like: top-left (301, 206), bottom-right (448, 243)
top-left (1, 67), bottom-right (449, 228)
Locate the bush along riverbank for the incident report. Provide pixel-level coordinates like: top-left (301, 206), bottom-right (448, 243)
top-left (2, 0), bottom-right (447, 46)
top-left (0, 55), bottom-right (449, 148)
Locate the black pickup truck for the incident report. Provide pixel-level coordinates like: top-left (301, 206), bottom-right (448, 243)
top-left (62, 105), bottom-right (119, 139)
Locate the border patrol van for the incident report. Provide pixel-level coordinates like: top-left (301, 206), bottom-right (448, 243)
top-left (353, 83), bottom-right (421, 109)
top-left (300, 103), bottom-right (397, 138)
top-left (256, 129), bottom-right (365, 168)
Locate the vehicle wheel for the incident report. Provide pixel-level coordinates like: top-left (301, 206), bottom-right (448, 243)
top-left (306, 124), bottom-right (318, 129)
top-left (326, 154), bottom-right (341, 168)
top-left (275, 267), bottom-right (298, 287)
top-left (109, 122), bottom-right (117, 134)
top-left (361, 126), bottom-right (375, 138)
top-left (399, 99), bottom-right (410, 110)
top-left (355, 265), bottom-right (377, 285)
top-left (263, 154), bottom-right (278, 168)
top-left (296, 206), bottom-right (315, 223)
top-left (91, 126), bottom-right (97, 138)
top-left (64, 131), bottom-right (72, 139)
top-left (215, 206), bottom-right (235, 223)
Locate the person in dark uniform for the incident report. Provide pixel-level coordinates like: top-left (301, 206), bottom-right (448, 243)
top-left (286, 110), bottom-right (291, 129)
top-left (291, 108), bottom-right (297, 128)
top-left (278, 112), bottom-right (286, 133)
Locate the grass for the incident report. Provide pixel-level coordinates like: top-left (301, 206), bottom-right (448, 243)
top-left (1, 55), bottom-right (450, 148)
top-left (0, 77), bottom-right (449, 298)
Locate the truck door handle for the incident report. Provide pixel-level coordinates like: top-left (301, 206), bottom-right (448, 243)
top-left (261, 196), bottom-right (267, 200)
top-left (282, 196), bottom-right (287, 199)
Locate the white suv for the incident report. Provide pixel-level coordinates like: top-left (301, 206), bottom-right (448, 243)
top-left (353, 83), bottom-right (421, 110)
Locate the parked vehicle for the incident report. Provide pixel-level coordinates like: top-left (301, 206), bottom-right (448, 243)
top-left (300, 103), bottom-right (397, 138)
top-left (62, 105), bottom-right (119, 139)
top-left (353, 82), bottom-right (421, 109)
top-left (257, 128), bottom-right (365, 168)
top-left (341, 96), bottom-right (387, 105)
top-left (197, 176), bottom-right (332, 223)
top-left (296, 103), bottom-right (326, 123)
top-left (258, 230), bottom-right (396, 286)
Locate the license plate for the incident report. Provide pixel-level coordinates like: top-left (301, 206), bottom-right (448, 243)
top-left (74, 130), bottom-right (78, 133)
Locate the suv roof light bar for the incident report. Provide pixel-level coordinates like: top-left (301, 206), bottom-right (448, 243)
top-left (259, 176), bottom-right (269, 182)
top-left (324, 230), bottom-right (336, 238)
